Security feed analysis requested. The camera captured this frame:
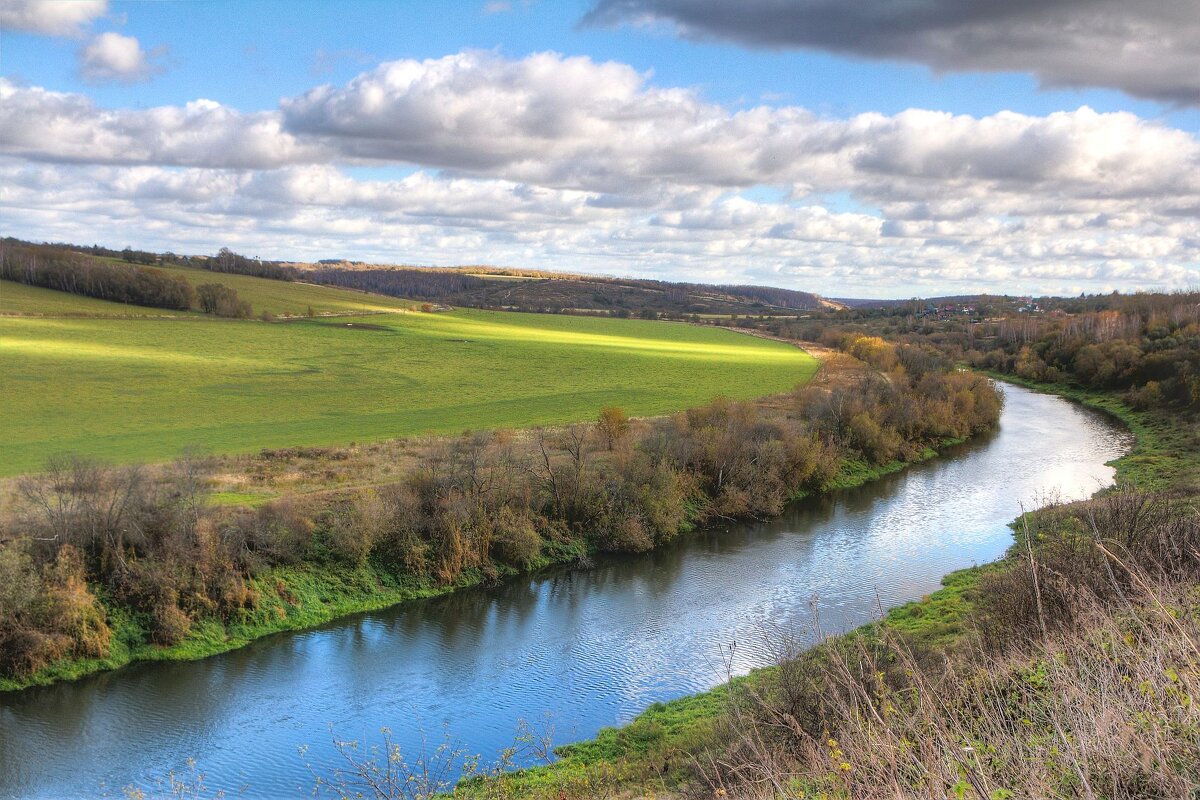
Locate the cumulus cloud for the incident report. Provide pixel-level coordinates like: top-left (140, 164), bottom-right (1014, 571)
top-left (0, 0), bottom-right (107, 36)
top-left (78, 31), bottom-right (165, 84)
top-left (0, 50), bottom-right (1197, 296)
top-left (584, 0), bottom-right (1200, 106)
top-left (0, 80), bottom-right (322, 167)
top-left (10, 52), bottom-right (1195, 208)
top-left (276, 52), bottom-right (1198, 207)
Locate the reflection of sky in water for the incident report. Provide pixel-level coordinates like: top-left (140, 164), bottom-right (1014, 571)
top-left (0, 385), bottom-right (1132, 799)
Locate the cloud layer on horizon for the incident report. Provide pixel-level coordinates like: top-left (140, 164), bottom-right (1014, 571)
top-left (1, 50), bottom-right (1197, 297)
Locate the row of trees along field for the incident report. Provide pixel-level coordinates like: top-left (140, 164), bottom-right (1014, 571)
top-left (0, 240), bottom-right (253, 317)
top-left (0, 336), bottom-right (1000, 681)
top-left (0, 241), bottom-right (194, 310)
top-left (756, 291), bottom-right (1200, 415)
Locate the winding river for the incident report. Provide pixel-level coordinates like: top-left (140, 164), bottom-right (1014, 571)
top-left (0, 383), bottom-right (1132, 798)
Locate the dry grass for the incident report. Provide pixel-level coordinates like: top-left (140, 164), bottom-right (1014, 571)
top-left (689, 490), bottom-right (1200, 800)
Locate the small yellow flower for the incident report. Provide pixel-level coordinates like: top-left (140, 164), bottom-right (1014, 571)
top-left (827, 738), bottom-right (838, 748)
top-left (839, 762), bottom-right (852, 772)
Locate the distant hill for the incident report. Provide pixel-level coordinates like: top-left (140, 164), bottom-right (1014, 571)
top-left (833, 294), bottom-right (1036, 309)
top-left (4, 237), bottom-right (832, 319)
top-left (304, 265), bottom-right (831, 317)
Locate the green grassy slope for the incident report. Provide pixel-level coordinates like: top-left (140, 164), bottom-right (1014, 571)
top-left (0, 279), bottom-right (200, 317)
top-left (0, 310), bottom-right (818, 475)
top-left (147, 263), bottom-right (417, 316)
top-left (2, 264), bottom-right (415, 318)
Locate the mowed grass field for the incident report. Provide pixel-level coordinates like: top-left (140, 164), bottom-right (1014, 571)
top-left (0, 300), bottom-right (818, 475)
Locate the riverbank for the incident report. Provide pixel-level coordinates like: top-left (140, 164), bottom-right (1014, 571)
top-left (1, 345), bottom-right (1001, 693)
top-left (1, 376), bottom-right (1130, 799)
top-left (463, 375), bottom-right (1190, 799)
top-left (0, 434), bottom-right (971, 695)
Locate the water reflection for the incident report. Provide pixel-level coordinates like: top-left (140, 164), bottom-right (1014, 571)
top-left (0, 385), bottom-right (1132, 798)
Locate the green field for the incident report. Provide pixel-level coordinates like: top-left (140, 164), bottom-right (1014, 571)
top-left (0, 279), bottom-right (200, 317)
top-left (0, 302), bottom-right (817, 475)
top-left (1, 267), bottom-right (414, 318)
top-left (147, 264), bottom-right (417, 316)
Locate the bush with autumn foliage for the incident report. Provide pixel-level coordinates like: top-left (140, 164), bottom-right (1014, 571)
top-left (0, 343), bottom-right (1001, 685)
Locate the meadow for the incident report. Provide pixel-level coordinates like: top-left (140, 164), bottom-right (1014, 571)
top-left (1, 262), bottom-right (415, 318)
top-left (0, 278), bottom-right (200, 317)
top-left (0, 300), bottom-right (818, 475)
top-left (147, 263), bottom-right (418, 316)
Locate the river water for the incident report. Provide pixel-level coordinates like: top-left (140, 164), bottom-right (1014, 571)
top-left (0, 384), bottom-right (1132, 798)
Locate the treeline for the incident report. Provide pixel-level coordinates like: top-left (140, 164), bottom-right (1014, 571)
top-left (977, 295), bottom-right (1200, 410)
top-left (206, 247), bottom-right (297, 282)
top-left (753, 291), bottom-right (1200, 414)
top-left (0, 241), bottom-right (194, 311)
top-left (0, 240), bottom-right (260, 318)
top-left (301, 265), bottom-right (823, 316)
top-left (307, 266), bottom-right (490, 299)
top-left (19, 240), bottom-right (189, 267)
top-left (705, 283), bottom-right (821, 310)
top-left (0, 341), bottom-right (1000, 681)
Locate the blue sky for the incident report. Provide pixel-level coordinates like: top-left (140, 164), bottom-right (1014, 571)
top-left (7, 1), bottom-right (1196, 126)
top-left (2, 0), bottom-right (1198, 297)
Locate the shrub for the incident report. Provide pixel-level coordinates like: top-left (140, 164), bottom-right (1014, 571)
top-left (196, 283), bottom-right (252, 318)
top-left (150, 603), bottom-right (192, 646)
top-left (489, 506), bottom-right (543, 568)
top-left (597, 406), bottom-right (631, 450)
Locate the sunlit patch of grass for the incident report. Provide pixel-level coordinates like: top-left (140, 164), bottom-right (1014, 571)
top-left (0, 332), bottom-right (248, 365)
top-left (208, 491), bottom-right (275, 507)
top-left (0, 309), bottom-right (817, 475)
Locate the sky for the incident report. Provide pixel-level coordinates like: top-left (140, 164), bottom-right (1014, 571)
top-left (1, 0), bottom-right (1198, 298)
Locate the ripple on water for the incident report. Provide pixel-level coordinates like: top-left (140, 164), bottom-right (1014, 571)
top-left (0, 385), bottom-right (1132, 799)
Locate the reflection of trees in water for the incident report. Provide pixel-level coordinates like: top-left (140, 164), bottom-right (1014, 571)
top-left (0, 385), bottom-right (1134, 799)
top-left (0, 648), bottom-right (257, 792)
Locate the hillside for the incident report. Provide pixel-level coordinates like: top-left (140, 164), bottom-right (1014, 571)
top-left (0, 244), bottom-right (415, 318)
top-left (306, 264), bottom-right (831, 317)
top-left (5, 238), bottom-right (832, 319)
top-left (0, 303), bottom-right (817, 475)
top-left (0, 279), bottom-right (199, 317)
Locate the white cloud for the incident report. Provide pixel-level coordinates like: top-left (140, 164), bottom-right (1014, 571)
top-left (0, 81), bottom-right (320, 167)
top-left (0, 51), bottom-right (1197, 296)
top-left (0, 0), bottom-right (107, 36)
top-left (78, 31), bottom-right (164, 84)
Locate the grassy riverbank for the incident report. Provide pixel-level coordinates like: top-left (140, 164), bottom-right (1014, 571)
top-left (3, 335), bottom-right (1003, 694)
top-left (0, 540), bottom-right (591, 693)
top-left (461, 376), bottom-right (1194, 799)
top-left (0, 428), bottom-right (970, 694)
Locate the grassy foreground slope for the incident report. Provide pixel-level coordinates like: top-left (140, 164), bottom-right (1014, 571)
top-left (0, 308), bottom-right (817, 475)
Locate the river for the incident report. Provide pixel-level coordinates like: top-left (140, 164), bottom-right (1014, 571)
top-left (0, 383), bottom-right (1132, 798)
